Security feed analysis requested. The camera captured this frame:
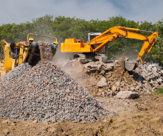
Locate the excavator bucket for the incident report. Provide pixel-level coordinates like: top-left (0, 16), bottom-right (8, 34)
top-left (124, 60), bottom-right (136, 71)
top-left (118, 57), bottom-right (137, 71)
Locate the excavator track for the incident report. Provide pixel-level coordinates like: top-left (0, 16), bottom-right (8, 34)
top-left (95, 54), bottom-right (109, 63)
top-left (74, 54), bottom-right (87, 64)
top-left (74, 53), bottom-right (112, 64)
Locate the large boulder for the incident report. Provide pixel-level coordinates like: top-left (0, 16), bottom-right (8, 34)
top-left (97, 80), bottom-right (107, 87)
top-left (115, 91), bottom-right (140, 99)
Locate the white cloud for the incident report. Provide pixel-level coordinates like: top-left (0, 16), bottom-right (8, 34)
top-left (52, 0), bottom-right (120, 20)
top-left (115, 0), bottom-right (163, 23)
top-left (0, 0), bottom-right (162, 25)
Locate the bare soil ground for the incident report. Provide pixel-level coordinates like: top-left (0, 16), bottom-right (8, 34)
top-left (0, 94), bottom-right (163, 136)
top-left (1, 59), bottom-right (163, 135)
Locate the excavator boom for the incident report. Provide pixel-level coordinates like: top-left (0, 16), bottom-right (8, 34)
top-left (88, 26), bottom-right (158, 55)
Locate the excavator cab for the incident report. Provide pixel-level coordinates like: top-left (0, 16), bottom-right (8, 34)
top-left (88, 32), bottom-right (105, 52)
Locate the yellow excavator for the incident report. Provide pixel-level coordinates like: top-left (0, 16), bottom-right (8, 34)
top-left (61, 26), bottom-right (158, 71)
top-left (0, 33), bottom-right (58, 77)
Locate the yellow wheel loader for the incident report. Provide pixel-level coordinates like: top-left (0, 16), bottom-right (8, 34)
top-left (61, 26), bottom-right (158, 71)
top-left (0, 33), bottom-right (58, 77)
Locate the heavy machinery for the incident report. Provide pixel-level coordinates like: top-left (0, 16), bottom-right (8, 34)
top-left (0, 33), bottom-right (58, 77)
top-left (61, 26), bottom-right (158, 71)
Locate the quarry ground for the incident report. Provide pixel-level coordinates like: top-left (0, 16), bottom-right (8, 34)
top-left (1, 59), bottom-right (163, 136)
top-left (0, 93), bottom-right (163, 136)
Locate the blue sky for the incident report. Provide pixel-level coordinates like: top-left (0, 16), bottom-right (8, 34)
top-left (0, 0), bottom-right (162, 25)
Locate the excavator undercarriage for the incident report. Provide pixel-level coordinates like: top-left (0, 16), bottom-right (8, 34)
top-left (73, 53), bottom-right (109, 64)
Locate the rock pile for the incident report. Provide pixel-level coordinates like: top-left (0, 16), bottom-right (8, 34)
top-left (133, 63), bottom-right (163, 88)
top-left (54, 59), bottom-right (163, 97)
top-left (0, 63), bottom-right (32, 83)
top-left (0, 61), bottom-right (113, 123)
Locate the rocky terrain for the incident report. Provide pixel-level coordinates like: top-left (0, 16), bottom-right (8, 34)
top-left (0, 94), bottom-right (163, 136)
top-left (54, 58), bottom-right (163, 98)
top-left (0, 57), bottom-right (163, 135)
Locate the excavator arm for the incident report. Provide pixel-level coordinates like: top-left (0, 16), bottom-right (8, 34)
top-left (87, 26), bottom-right (158, 64)
top-left (137, 31), bottom-right (158, 63)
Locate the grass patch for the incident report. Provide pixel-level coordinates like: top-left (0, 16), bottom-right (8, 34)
top-left (153, 88), bottom-right (163, 95)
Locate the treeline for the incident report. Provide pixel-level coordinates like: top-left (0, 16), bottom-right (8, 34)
top-left (0, 15), bottom-right (163, 65)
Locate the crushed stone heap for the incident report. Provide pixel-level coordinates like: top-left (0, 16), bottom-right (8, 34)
top-left (133, 63), bottom-right (163, 88)
top-left (54, 59), bottom-right (163, 97)
top-left (0, 61), bottom-right (113, 123)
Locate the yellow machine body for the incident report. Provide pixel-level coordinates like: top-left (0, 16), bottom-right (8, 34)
top-left (61, 39), bottom-right (91, 52)
top-left (0, 42), bottom-right (12, 76)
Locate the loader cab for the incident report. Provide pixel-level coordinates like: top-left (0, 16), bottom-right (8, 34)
top-left (29, 38), bottom-right (34, 45)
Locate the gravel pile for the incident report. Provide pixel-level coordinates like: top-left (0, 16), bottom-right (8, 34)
top-left (133, 63), bottom-right (163, 90)
top-left (0, 63), bottom-right (32, 83)
top-left (0, 61), bottom-right (113, 123)
top-left (86, 62), bottom-right (163, 96)
top-left (134, 63), bottom-right (163, 82)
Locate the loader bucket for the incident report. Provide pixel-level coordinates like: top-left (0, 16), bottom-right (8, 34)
top-left (124, 60), bottom-right (136, 71)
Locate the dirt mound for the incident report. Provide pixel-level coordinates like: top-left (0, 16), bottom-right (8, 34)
top-left (54, 59), bottom-right (163, 97)
top-left (0, 61), bottom-right (113, 123)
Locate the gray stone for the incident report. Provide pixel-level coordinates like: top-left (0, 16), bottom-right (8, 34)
top-left (130, 86), bottom-right (135, 91)
top-left (143, 88), bottom-right (151, 93)
top-left (89, 77), bottom-right (96, 85)
top-left (146, 66), bottom-right (152, 72)
top-left (144, 82), bottom-right (153, 92)
top-left (112, 86), bottom-right (117, 92)
top-left (152, 67), bottom-right (157, 73)
top-left (33, 120), bottom-right (38, 123)
top-left (48, 127), bottom-right (56, 133)
top-left (100, 77), bottom-right (106, 82)
top-left (115, 81), bottom-right (120, 87)
top-left (152, 71), bottom-right (159, 76)
top-left (160, 70), bottom-right (163, 75)
top-left (157, 78), bottom-right (163, 83)
top-left (115, 91), bottom-right (139, 99)
top-left (97, 80), bottom-right (107, 87)
top-left (149, 64), bottom-right (157, 67)
top-left (3, 129), bottom-right (10, 135)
